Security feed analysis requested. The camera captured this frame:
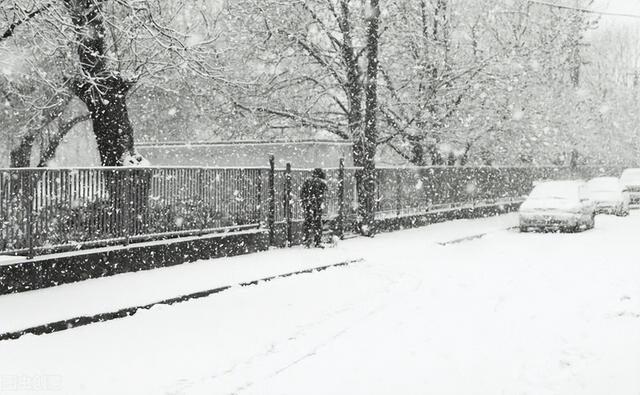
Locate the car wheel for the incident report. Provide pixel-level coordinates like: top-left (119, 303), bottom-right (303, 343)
top-left (519, 226), bottom-right (528, 233)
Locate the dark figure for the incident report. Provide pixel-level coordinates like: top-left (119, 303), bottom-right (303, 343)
top-left (300, 168), bottom-right (328, 247)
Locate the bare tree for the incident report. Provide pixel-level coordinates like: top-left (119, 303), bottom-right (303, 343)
top-left (1, 0), bottom-right (224, 166)
top-left (225, 0), bottom-right (381, 229)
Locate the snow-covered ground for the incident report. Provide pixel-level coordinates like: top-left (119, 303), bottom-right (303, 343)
top-left (0, 214), bottom-right (514, 335)
top-left (0, 212), bottom-right (639, 395)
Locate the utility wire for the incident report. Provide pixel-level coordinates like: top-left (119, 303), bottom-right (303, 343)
top-left (528, 0), bottom-right (640, 19)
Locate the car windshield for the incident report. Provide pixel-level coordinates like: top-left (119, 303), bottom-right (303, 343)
top-left (528, 182), bottom-right (580, 200)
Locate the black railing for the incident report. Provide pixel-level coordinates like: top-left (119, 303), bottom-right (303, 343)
top-left (0, 167), bottom-right (264, 256)
top-left (0, 164), bottom-right (624, 256)
top-left (374, 165), bottom-right (625, 218)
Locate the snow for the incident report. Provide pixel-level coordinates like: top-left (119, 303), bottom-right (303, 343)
top-left (587, 176), bottom-right (622, 192)
top-left (1, 213), bottom-right (639, 394)
top-left (0, 215), bottom-right (513, 335)
top-left (520, 181), bottom-right (587, 211)
top-left (119, 151), bottom-right (151, 167)
top-left (528, 180), bottom-right (585, 199)
top-left (0, 255), bottom-right (26, 265)
top-left (587, 177), bottom-right (626, 204)
top-left (620, 168), bottom-right (640, 185)
top-left (0, 228), bottom-right (263, 268)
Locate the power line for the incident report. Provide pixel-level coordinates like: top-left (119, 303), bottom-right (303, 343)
top-left (528, 0), bottom-right (640, 19)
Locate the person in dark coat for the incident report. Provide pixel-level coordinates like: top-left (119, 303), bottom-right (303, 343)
top-left (300, 168), bottom-right (328, 247)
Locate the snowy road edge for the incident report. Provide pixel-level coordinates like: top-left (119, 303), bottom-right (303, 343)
top-left (0, 258), bottom-right (365, 342)
top-left (437, 227), bottom-right (518, 246)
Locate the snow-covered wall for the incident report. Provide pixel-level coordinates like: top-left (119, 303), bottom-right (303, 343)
top-left (136, 140), bottom-right (354, 168)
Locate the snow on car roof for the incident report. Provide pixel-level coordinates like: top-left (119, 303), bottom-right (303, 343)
top-left (529, 180), bottom-right (583, 199)
top-left (621, 168), bottom-right (640, 175)
top-left (587, 177), bottom-right (621, 190)
top-left (621, 168), bottom-right (640, 182)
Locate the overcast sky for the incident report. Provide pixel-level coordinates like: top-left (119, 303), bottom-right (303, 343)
top-left (594, 0), bottom-right (640, 17)
top-left (589, 0), bottom-right (640, 30)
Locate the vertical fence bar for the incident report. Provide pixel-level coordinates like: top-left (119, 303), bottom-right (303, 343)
top-left (26, 171), bottom-right (34, 259)
top-left (256, 169), bottom-right (263, 227)
top-left (284, 163), bottom-right (292, 246)
top-left (268, 155), bottom-right (276, 246)
top-left (337, 158), bottom-right (345, 239)
top-left (0, 171), bottom-right (5, 251)
top-left (34, 170), bottom-right (41, 249)
top-left (124, 169), bottom-right (131, 245)
top-left (198, 168), bottom-right (205, 232)
top-left (395, 171), bottom-right (402, 217)
top-left (132, 169), bottom-right (138, 236)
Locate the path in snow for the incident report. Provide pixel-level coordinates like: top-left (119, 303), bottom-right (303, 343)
top-left (0, 212), bottom-right (639, 395)
top-left (0, 213), bottom-right (514, 334)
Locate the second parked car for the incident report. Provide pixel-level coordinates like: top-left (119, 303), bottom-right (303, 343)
top-left (519, 180), bottom-right (595, 232)
top-left (587, 177), bottom-right (629, 216)
top-left (620, 168), bottom-right (640, 205)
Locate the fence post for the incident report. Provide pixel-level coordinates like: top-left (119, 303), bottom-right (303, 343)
top-left (199, 168), bottom-right (205, 232)
top-left (396, 172), bottom-right (402, 217)
top-left (26, 171), bottom-right (34, 259)
top-left (337, 158), bottom-right (345, 239)
top-left (124, 169), bottom-right (131, 246)
top-left (268, 155), bottom-right (276, 247)
top-left (256, 169), bottom-right (263, 227)
top-left (423, 169), bottom-right (431, 212)
top-left (284, 163), bottom-right (293, 246)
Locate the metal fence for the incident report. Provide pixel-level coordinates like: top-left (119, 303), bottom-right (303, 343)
top-left (272, 168), bottom-right (357, 222)
top-left (0, 164), bottom-right (625, 256)
top-left (375, 166), bottom-right (550, 217)
top-left (0, 167), bottom-right (264, 256)
top-left (374, 166), bottom-right (625, 218)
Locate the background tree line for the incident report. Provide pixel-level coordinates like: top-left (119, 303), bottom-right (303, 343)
top-left (1, 0), bottom-right (639, 171)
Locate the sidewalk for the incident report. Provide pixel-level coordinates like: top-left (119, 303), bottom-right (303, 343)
top-left (0, 213), bottom-right (516, 335)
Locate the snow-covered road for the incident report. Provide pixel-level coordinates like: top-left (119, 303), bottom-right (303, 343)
top-left (1, 212), bottom-right (639, 395)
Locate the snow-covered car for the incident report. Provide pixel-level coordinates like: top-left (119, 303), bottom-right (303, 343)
top-left (620, 168), bottom-right (640, 205)
top-left (519, 180), bottom-right (595, 232)
top-left (586, 177), bottom-right (629, 216)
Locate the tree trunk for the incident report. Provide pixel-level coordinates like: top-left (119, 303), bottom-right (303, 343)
top-left (65, 0), bottom-right (138, 166)
top-left (428, 144), bottom-right (443, 165)
top-left (434, 0), bottom-right (451, 75)
top-left (73, 78), bottom-right (135, 166)
top-left (354, 0), bottom-right (380, 235)
top-left (411, 142), bottom-right (426, 166)
top-left (460, 142), bottom-right (473, 166)
top-left (338, 0), bottom-right (362, 140)
top-left (447, 152), bottom-right (456, 166)
top-left (9, 135), bottom-right (35, 167)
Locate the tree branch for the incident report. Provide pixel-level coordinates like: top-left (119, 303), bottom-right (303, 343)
top-left (38, 114), bottom-right (91, 167)
top-left (233, 101), bottom-right (349, 139)
top-left (1, 3), bottom-right (53, 43)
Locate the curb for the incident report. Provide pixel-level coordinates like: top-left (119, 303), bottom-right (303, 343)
top-left (0, 259), bottom-right (364, 342)
top-left (437, 227), bottom-right (517, 246)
